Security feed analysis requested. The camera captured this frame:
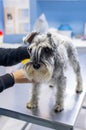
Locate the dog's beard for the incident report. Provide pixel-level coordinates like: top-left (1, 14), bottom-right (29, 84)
top-left (24, 62), bottom-right (53, 82)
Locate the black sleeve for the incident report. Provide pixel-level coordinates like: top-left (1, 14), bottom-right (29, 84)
top-left (0, 47), bottom-right (30, 66)
top-left (0, 74), bottom-right (15, 93)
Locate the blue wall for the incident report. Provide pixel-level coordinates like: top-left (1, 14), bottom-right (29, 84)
top-left (34, 0), bottom-right (86, 36)
top-left (0, 0), bottom-right (4, 31)
top-left (0, 0), bottom-right (86, 43)
top-left (30, 0), bottom-right (38, 31)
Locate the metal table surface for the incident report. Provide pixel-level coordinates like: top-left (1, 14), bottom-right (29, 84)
top-left (0, 83), bottom-right (85, 130)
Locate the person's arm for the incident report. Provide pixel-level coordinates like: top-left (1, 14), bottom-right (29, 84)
top-left (0, 32), bottom-right (38, 66)
top-left (0, 73), bottom-right (15, 92)
top-left (0, 47), bottom-right (29, 66)
top-left (0, 69), bottom-right (33, 93)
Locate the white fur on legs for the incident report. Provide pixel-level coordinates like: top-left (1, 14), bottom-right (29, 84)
top-left (66, 43), bottom-right (83, 93)
top-left (71, 60), bottom-right (83, 93)
top-left (27, 83), bottom-right (40, 109)
top-left (54, 75), bottom-right (66, 112)
top-left (76, 73), bottom-right (83, 93)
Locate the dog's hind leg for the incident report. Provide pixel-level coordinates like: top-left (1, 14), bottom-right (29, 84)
top-left (67, 45), bottom-right (83, 93)
top-left (70, 59), bottom-right (82, 93)
top-left (27, 83), bottom-right (40, 109)
top-left (54, 71), bottom-right (66, 112)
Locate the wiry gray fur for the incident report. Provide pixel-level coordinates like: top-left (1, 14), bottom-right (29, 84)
top-left (24, 29), bottom-right (83, 112)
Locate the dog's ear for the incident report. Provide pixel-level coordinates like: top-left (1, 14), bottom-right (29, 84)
top-left (47, 33), bottom-right (56, 50)
top-left (23, 32), bottom-right (38, 44)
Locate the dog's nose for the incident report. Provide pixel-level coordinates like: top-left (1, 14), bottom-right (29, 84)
top-left (33, 63), bottom-right (40, 69)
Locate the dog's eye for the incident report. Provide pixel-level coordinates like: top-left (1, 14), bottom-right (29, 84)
top-left (43, 47), bottom-right (54, 56)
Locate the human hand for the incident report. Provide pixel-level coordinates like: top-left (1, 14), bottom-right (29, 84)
top-left (12, 69), bottom-right (34, 83)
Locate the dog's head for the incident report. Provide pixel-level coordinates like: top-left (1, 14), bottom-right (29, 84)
top-left (24, 32), bottom-right (56, 82)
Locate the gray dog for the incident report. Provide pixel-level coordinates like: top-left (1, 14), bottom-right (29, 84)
top-left (23, 29), bottom-right (83, 112)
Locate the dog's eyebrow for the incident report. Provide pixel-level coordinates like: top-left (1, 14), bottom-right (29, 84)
top-left (37, 41), bottom-right (51, 48)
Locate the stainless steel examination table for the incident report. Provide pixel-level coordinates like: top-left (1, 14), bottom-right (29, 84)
top-left (0, 83), bottom-right (85, 130)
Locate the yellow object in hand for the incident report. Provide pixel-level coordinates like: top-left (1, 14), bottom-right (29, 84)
top-left (21, 59), bottom-right (30, 64)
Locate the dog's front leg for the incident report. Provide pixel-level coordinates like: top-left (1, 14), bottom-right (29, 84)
top-left (54, 74), bottom-right (66, 112)
top-left (27, 83), bottom-right (40, 109)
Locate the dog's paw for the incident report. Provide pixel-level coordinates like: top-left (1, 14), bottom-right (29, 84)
top-left (76, 89), bottom-right (82, 93)
top-left (54, 104), bottom-right (64, 112)
top-left (26, 102), bottom-right (38, 109)
top-left (49, 85), bottom-right (54, 88)
top-left (76, 85), bottom-right (83, 93)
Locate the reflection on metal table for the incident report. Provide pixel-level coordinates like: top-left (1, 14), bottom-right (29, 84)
top-left (0, 83), bottom-right (85, 130)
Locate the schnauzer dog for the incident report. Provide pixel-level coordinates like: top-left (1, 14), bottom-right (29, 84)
top-left (23, 30), bottom-right (83, 112)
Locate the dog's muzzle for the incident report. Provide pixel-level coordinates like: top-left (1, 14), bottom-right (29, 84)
top-left (23, 61), bottom-right (53, 82)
